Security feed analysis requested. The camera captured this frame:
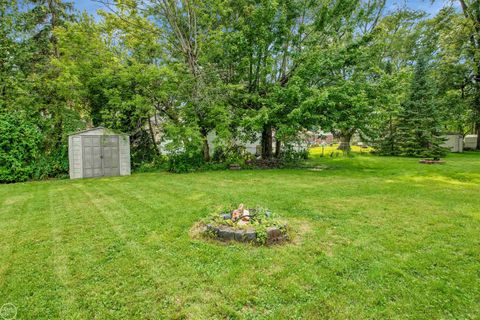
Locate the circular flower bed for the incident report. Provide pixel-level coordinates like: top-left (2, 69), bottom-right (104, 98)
top-left (419, 159), bottom-right (445, 164)
top-left (201, 204), bottom-right (289, 245)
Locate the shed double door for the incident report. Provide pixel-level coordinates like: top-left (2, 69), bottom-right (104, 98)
top-left (82, 136), bottom-right (120, 178)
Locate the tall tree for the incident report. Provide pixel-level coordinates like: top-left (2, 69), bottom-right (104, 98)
top-left (136, 0), bottom-right (231, 161)
top-left (457, 0), bottom-right (480, 148)
top-left (371, 9), bottom-right (424, 155)
top-left (294, 0), bottom-right (390, 152)
top-left (24, 0), bottom-right (79, 176)
top-left (396, 55), bottom-right (447, 158)
top-left (426, 7), bottom-right (475, 138)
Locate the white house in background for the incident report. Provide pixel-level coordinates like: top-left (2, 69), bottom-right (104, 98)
top-left (209, 131), bottom-right (309, 156)
top-left (158, 131), bottom-right (307, 157)
top-left (442, 134), bottom-right (463, 153)
top-left (155, 130), bottom-right (265, 156)
top-left (149, 115), bottom-right (307, 157)
top-left (157, 131), bottom-right (266, 156)
top-left (305, 130), bottom-right (334, 145)
top-left (464, 134), bottom-right (478, 150)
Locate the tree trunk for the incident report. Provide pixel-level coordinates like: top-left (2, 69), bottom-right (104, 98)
top-left (389, 114), bottom-right (394, 154)
top-left (202, 134), bottom-right (210, 162)
top-left (261, 124), bottom-right (273, 159)
top-left (47, 0), bottom-right (60, 59)
top-left (473, 75), bottom-right (480, 149)
top-left (337, 133), bottom-right (353, 152)
top-left (275, 138), bottom-right (281, 158)
top-left (52, 114), bottom-right (63, 150)
top-left (148, 117), bottom-right (160, 156)
top-left (476, 121), bottom-right (480, 150)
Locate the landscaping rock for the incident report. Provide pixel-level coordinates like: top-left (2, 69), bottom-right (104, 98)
top-left (419, 159), bottom-right (445, 164)
top-left (218, 227), bottom-right (235, 241)
top-left (206, 224), bottom-right (218, 235)
top-left (234, 230), bottom-right (246, 241)
top-left (266, 234), bottom-right (287, 245)
top-left (266, 227), bottom-right (282, 238)
top-left (206, 224), bottom-right (287, 245)
top-left (244, 229), bottom-right (256, 242)
top-left (266, 226), bottom-right (288, 245)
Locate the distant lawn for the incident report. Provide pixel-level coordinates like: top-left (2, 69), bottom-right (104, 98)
top-left (1, 153), bottom-right (479, 319)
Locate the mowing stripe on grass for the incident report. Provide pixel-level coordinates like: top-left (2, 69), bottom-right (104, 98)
top-left (0, 184), bottom-right (61, 319)
top-left (72, 183), bottom-right (170, 318)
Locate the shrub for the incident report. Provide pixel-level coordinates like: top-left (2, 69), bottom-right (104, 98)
top-left (134, 155), bottom-right (168, 173)
top-left (167, 151), bottom-right (205, 173)
top-left (212, 145), bottom-right (253, 165)
top-left (279, 146), bottom-right (309, 165)
top-left (0, 113), bottom-right (42, 183)
top-left (33, 151), bottom-right (69, 180)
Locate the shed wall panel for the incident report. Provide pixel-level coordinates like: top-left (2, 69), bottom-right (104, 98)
top-left (119, 136), bottom-right (131, 176)
top-left (69, 136), bottom-right (83, 178)
top-left (68, 136), bottom-right (73, 178)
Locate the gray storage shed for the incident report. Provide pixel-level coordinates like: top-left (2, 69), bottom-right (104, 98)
top-left (442, 134), bottom-right (463, 153)
top-left (68, 127), bottom-right (131, 179)
top-left (464, 134), bottom-right (478, 150)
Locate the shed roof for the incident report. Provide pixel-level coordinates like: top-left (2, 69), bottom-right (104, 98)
top-left (69, 126), bottom-right (128, 136)
top-left (444, 132), bottom-right (463, 136)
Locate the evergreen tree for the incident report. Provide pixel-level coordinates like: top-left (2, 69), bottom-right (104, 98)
top-left (396, 55), bottom-right (447, 158)
top-left (27, 0), bottom-right (79, 177)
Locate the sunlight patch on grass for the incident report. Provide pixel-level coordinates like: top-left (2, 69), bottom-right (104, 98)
top-left (309, 144), bottom-right (373, 157)
top-left (1, 194), bottom-right (31, 206)
top-left (403, 175), bottom-right (478, 187)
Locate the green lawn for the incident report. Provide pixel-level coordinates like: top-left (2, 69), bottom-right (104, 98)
top-left (1, 153), bottom-right (480, 319)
